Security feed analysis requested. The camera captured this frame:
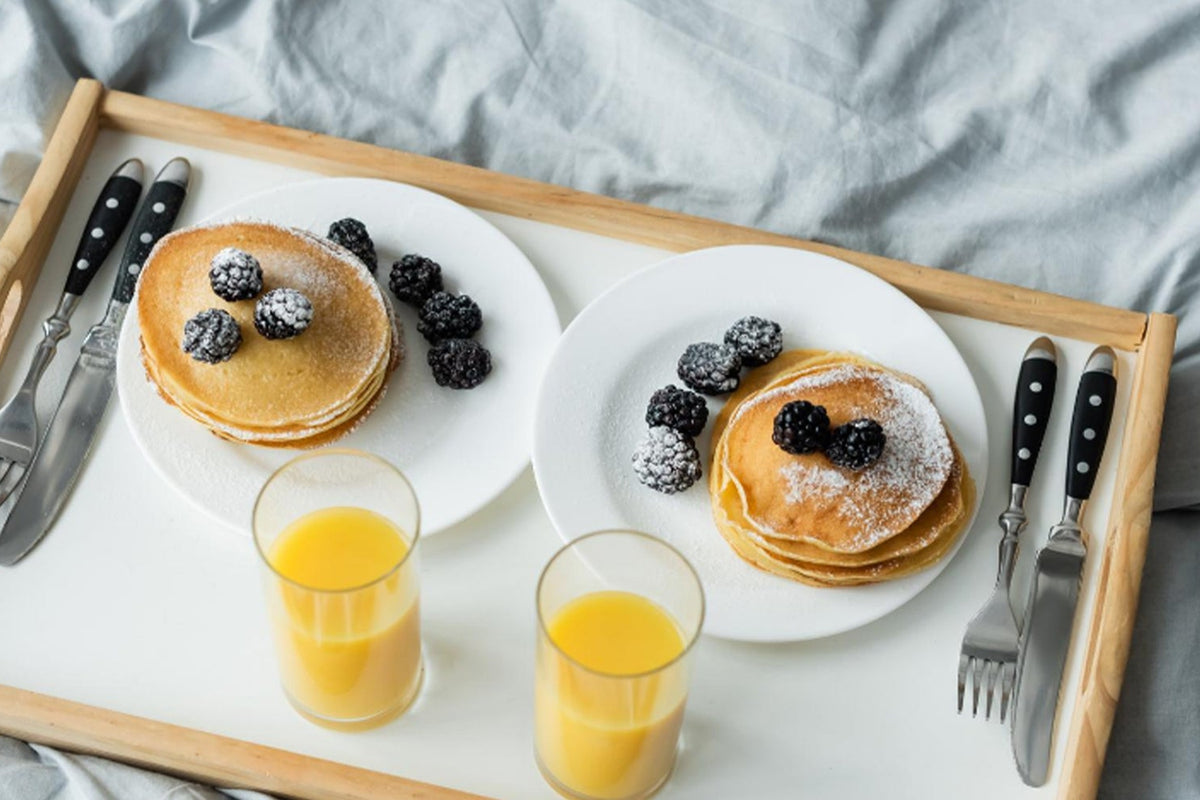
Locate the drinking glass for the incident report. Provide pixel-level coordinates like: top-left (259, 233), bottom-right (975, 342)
top-left (253, 449), bottom-right (421, 730)
top-left (535, 530), bottom-right (705, 800)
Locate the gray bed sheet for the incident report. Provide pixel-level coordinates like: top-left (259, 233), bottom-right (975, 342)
top-left (1, 1), bottom-right (1197, 798)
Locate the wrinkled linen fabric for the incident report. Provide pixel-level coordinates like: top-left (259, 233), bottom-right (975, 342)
top-left (0, 736), bottom-right (271, 800)
top-left (1, 1), bottom-right (1198, 798)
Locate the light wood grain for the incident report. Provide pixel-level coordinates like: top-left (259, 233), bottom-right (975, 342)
top-left (98, 89), bottom-right (1148, 349)
top-left (1058, 312), bottom-right (1177, 800)
top-left (0, 684), bottom-right (494, 800)
top-left (0, 80), bottom-right (1176, 800)
top-left (0, 80), bottom-right (104, 363)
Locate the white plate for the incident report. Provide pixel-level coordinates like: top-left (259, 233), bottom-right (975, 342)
top-left (117, 177), bottom-right (561, 536)
top-left (531, 245), bottom-right (987, 642)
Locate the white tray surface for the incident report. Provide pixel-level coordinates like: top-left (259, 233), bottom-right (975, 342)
top-left (0, 130), bottom-right (1133, 799)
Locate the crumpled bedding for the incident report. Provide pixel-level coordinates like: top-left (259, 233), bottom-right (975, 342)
top-left (1, 1), bottom-right (1197, 798)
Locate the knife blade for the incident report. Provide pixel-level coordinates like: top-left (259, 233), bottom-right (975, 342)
top-left (0, 157), bottom-right (190, 566)
top-left (1011, 345), bottom-right (1117, 785)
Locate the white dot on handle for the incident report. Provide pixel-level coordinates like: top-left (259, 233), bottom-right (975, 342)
top-left (152, 202), bottom-right (165, 213)
top-left (105, 198), bottom-right (118, 209)
top-left (1018, 448), bottom-right (1031, 460)
top-left (75, 258), bottom-right (88, 270)
top-left (1024, 414), bottom-right (1037, 425)
top-left (128, 263), bottom-right (140, 275)
top-left (139, 232), bottom-right (152, 244)
top-left (90, 228), bottom-right (103, 239)
top-left (1030, 381), bottom-right (1043, 393)
top-left (1089, 394), bottom-right (1102, 406)
top-left (1083, 428), bottom-right (1096, 440)
top-left (1076, 462), bottom-right (1090, 474)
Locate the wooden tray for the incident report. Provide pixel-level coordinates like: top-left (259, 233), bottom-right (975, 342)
top-left (0, 79), bottom-right (1175, 800)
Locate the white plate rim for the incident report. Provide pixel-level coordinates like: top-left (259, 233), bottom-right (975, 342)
top-left (117, 176), bottom-right (561, 536)
top-left (531, 243), bottom-right (987, 642)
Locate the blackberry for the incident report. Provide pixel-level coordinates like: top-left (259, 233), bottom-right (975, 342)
top-left (631, 426), bottom-right (702, 494)
top-left (209, 247), bottom-right (263, 302)
top-left (427, 338), bottom-right (492, 389)
top-left (772, 401), bottom-right (830, 455)
top-left (182, 309), bottom-right (241, 364)
top-left (826, 418), bottom-right (887, 470)
top-left (418, 291), bottom-right (482, 343)
top-left (254, 288), bottom-right (314, 340)
top-left (327, 217), bottom-right (377, 273)
top-left (388, 254), bottom-right (443, 306)
top-left (677, 342), bottom-right (742, 395)
top-left (725, 316), bottom-right (782, 366)
top-left (645, 385), bottom-right (708, 437)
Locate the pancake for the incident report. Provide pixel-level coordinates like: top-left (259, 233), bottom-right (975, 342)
top-left (137, 221), bottom-right (398, 448)
top-left (715, 352), bottom-right (955, 554)
top-left (708, 348), bottom-right (973, 587)
top-left (712, 447), bottom-right (973, 585)
top-left (713, 465), bottom-right (973, 586)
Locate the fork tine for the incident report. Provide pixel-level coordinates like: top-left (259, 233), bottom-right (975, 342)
top-left (1000, 662), bottom-right (1015, 723)
top-left (0, 462), bottom-right (25, 506)
top-left (971, 658), bottom-right (984, 716)
top-left (985, 660), bottom-right (999, 720)
top-left (957, 654), bottom-right (969, 713)
top-left (0, 458), bottom-right (13, 487)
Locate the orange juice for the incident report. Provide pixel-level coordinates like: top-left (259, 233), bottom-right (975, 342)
top-left (266, 506), bottom-right (421, 727)
top-left (536, 591), bottom-right (689, 800)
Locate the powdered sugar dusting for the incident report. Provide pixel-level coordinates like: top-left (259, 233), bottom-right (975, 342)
top-left (137, 220), bottom-right (396, 437)
top-left (781, 461), bottom-right (850, 502)
top-left (730, 364), bottom-right (954, 551)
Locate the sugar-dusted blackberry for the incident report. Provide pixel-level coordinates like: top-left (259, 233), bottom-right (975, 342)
top-left (631, 426), bottom-right (702, 494)
top-left (677, 342), bottom-right (742, 395)
top-left (254, 287), bottom-right (314, 340)
top-left (772, 400), bottom-right (831, 455)
top-left (327, 217), bottom-right (377, 273)
top-left (645, 385), bottom-right (708, 437)
top-left (182, 308), bottom-right (241, 364)
top-left (725, 315), bottom-right (782, 366)
top-left (388, 254), bottom-right (443, 307)
top-left (826, 418), bottom-right (887, 470)
top-left (418, 291), bottom-right (482, 343)
top-left (208, 247), bottom-right (263, 302)
top-left (427, 338), bottom-right (492, 389)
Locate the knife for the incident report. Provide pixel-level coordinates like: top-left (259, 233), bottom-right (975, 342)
top-left (0, 157), bottom-right (190, 565)
top-left (1011, 346), bottom-right (1117, 785)
top-left (0, 158), bottom-right (143, 479)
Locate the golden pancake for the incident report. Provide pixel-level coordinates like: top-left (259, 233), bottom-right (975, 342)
top-left (137, 221), bottom-right (397, 447)
top-left (140, 333), bottom-right (396, 447)
top-left (712, 445), bottom-right (972, 583)
top-left (713, 463), bottom-right (973, 586)
top-left (714, 352), bottom-right (955, 554)
top-left (713, 444), bottom-right (968, 569)
top-left (707, 348), bottom-right (973, 587)
top-left (710, 350), bottom-right (959, 567)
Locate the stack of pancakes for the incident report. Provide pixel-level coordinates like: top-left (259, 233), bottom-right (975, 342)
top-left (710, 350), bottom-right (973, 587)
top-left (137, 221), bottom-right (401, 448)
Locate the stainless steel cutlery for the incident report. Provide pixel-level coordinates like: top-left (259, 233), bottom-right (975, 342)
top-left (0, 157), bottom-right (190, 565)
top-left (959, 337), bottom-right (1057, 721)
top-left (957, 339), bottom-right (1119, 783)
top-left (1011, 346), bottom-right (1116, 785)
top-left (0, 158), bottom-right (144, 504)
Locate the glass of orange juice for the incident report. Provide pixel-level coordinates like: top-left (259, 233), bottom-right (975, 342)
top-left (535, 530), bottom-right (704, 800)
top-left (253, 449), bottom-right (422, 730)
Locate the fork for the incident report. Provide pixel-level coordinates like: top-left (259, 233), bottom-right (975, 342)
top-left (958, 336), bottom-right (1057, 721)
top-left (0, 159), bottom-right (143, 501)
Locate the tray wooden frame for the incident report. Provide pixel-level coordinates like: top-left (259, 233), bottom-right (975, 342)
top-left (0, 79), bottom-right (1176, 800)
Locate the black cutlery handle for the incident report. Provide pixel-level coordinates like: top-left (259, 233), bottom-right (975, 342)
top-left (112, 158), bottom-right (190, 304)
top-left (1011, 338), bottom-right (1058, 488)
top-left (1066, 347), bottom-right (1117, 501)
top-left (64, 159), bottom-right (143, 296)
